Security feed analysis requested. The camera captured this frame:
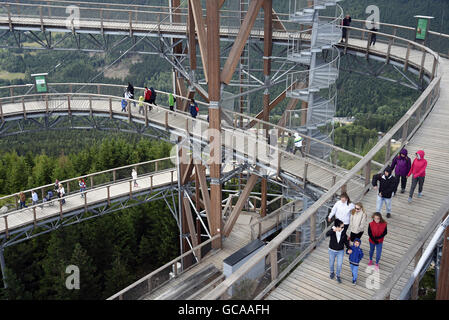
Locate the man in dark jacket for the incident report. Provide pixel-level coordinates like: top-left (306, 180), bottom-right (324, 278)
top-left (372, 165), bottom-right (398, 218)
top-left (326, 219), bottom-right (351, 283)
top-left (341, 14), bottom-right (352, 42)
top-left (390, 148), bottom-right (412, 193)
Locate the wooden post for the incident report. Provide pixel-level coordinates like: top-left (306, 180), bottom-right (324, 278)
top-left (437, 223), bottom-right (449, 299)
top-left (33, 207), bottom-right (37, 228)
top-left (401, 119), bottom-right (410, 143)
top-left (14, 194), bottom-right (18, 210)
top-left (385, 138), bottom-right (392, 163)
top-left (144, 102), bottom-right (148, 126)
top-left (332, 175), bottom-right (337, 187)
top-left (45, 94), bottom-right (49, 113)
top-left (419, 49), bottom-right (426, 81)
top-left (310, 212), bottom-right (316, 244)
top-left (113, 170), bottom-right (116, 182)
top-left (404, 43), bottom-right (411, 72)
top-left (4, 216), bottom-right (8, 239)
top-left (165, 111), bottom-right (169, 129)
top-left (107, 186), bottom-right (110, 206)
top-left (90, 176), bottom-right (94, 188)
top-left (411, 246), bottom-right (423, 299)
top-left (364, 161), bottom-right (371, 186)
top-left (22, 98), bottom-right (26, 120)
top-left (84, 192), bottom-right (87, 212)
top-left (109, 98), bottom-right (113, 119)
top-left (270, 249), bottom-right (278, 281)
top-left (39, 6), bottom-right (44, 31)
top-left (67, 95), bottom-right (71, 115)
top-left (0, 100), bottom-right (3, 123)
top-left (341, 184), bottom-right (347, 194)
top-left (89, 96), bottom-right (92, 116)
top-left (303, 162), bottom-right (309, 185)
top-left (97, 85), bottom-right (101, 95)
top-left (59, 200), bottom-right (63, 218)
top-left (67, 182), bottom-right (70, 194)
top-left (129, 180), bottom-right (132, 198)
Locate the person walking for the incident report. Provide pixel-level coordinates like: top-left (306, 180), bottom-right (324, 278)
top-left (390, 148), bottom-right (412, 194)
top-left (149, 87), bottom-right (157, 106)
top-left (347, 202), bottom-right (367, 242)
top-left (19, 191), bottom-right (27, 209)
top-left (79, 178), bottom-right (86, 198)
top-left (144, 86), bottom-right (152, 111)
top-left (31, 190), bottom-right (39, 206)
top-left (132, 168), bottom-right (138, 188)
top-left (293, 132), bottom-right (305, 157)
top-left (138, 95), bottom-right (145, 114)
top-left (407, 150), bottom-right (428, 203)
top-left (121, 91), bottom-right (129, 112)
top-left (341, 14), bottom-right (352, 42)
top-left (58, 183), bottom-right (65, 205)
top-left (168, 92), bottom-right (176, 112)
top-left (189, 98), bottom-right (199, 119)
top-left (54, 179), bottom-right (60, 193)
top-left (347, 238), bottom-right (364, 285)
top-left (326, 219), bottom-right (351, 284)
top-left (127, 82), bottom-right (136, 107)
top-left (328, 192), bottom-right (354, 235)
top-left (368, 212), bottom-right (387, 270)
top-left (286, 132), bottom-right (295, 154)
top-left (369, 26), bottom-right (377, 46)
top-left (372, 165), bottom-right (398, 218)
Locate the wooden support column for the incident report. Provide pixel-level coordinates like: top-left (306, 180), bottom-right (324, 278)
top-left (189, 0), bottom-right (208, 80)
top-left (223, 174), bottom-right (259, 237)
top-left (188, 0), bottom-right (197, 72)
top-left (364, 160), bottom-right (371, 186)
top-left (411, 246), bottom-right (423, 300)
top-left (437, 223), bottom-right (449, 299)
top-left (195, 164), bottom-right (213, 235)
top-left (206, 0), bottom-right (222, 249)
top-left (260, 0), bottom-right (272, 218)
top-left (221, 0), bottom-right (264, 84)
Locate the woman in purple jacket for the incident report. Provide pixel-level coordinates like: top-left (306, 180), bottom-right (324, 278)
top-left (390, 148), bottom-right (411, 194)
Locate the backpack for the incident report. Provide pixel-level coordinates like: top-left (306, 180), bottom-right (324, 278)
top-left (195, 103), bottom-right (199, 112)
top-left (150, 87), bottom-right (156, 100)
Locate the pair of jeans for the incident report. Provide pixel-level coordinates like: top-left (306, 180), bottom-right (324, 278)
top-left (409, 176), bottom-right (425, 198)
top-left (376, 195), bottom-right (392, 214)
top-left (329, 249), bottom-right (344, 277)
top-left (19, 201), bottom-right (27, 209)
top-left (369, 242), bottom-right (383, 264)
top-left (350, 264), bottom-right (359, 282)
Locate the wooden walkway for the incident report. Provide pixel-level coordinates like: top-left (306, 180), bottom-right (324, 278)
top-left (266, 53), bottom-right (448, 300)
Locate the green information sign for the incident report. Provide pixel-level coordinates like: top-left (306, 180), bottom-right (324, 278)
top-left (416, 18), bottom-right (428, 40)
top-left (35, 75), bottom-right (48, 93)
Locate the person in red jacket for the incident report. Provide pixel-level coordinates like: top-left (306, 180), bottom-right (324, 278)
top-left (407, 150), bottom-right (428, 203)
top-left (368, 212), bottom-right (387, 270)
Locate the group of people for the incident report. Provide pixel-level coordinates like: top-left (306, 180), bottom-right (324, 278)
top-left (326, 193), bottom-right (387, 285)
top-left (326, 147), bottom-right (428, 285)
top-left (286, 132), bottom-right (305, 157)
top-left (121, 82), bottom-right (158, 114)
top-left (340, 14), bottom-right (378, 47)
top-left (18, 178), bottom-right (88, 209)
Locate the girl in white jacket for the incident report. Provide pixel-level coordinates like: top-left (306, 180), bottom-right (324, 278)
top-left (328, 192), bottom-right (354, 234)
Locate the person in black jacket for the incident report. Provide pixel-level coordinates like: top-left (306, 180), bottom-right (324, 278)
top-left (341, 14), bottom-right (352, 42)
top-left (326, 219), bottom-right (351, 283)
top-left (372, 165), bottom-right (398, 219)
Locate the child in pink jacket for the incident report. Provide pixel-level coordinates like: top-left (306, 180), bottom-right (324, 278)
top-left (407, 150), bottom-right (427, 202)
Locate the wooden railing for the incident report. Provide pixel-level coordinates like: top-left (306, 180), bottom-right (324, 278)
top-left (373, 195), bottom-right (449, 300)
top-left (107, 233), bottom-right (221, 300)
top-left (201, 31), bottom-right (442, 299)
top-left (0, 156), bottom-right (176, 237)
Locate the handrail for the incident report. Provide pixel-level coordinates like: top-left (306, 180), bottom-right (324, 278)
top-left (372, 195), bottom-right (449, 299)
top-left (0, 156), bottom-right (176, 203)
top-left (107, 233), bottom-right (221, 300)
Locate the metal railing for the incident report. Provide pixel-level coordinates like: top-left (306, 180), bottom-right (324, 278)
top-left (107, 233), bottom-right (221, 300)
top-left (0, 156), bottom-right (176, 237)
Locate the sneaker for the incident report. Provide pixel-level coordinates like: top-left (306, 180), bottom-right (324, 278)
top-left (418, 193), bottom-right (422, 198)
top-left (408, 197), bottom-right (412, 203)
top-left (337, 276), bottom-right (342, 283)
top-left (375, 264), bottom-right (379, 270)
top-left (330, 272), bottom-right (335, 279)
top-left (400, 189), bottom-right (405, 194)
top-left (368, 260), bottom-right (373, 266)
top-left (352, 280), bottom-right (357, 286)
top-left (386, 212), bottom-right (391, 218)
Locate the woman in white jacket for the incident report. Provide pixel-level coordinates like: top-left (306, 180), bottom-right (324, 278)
top-left (347, 202), bottom-right (367, 242)
top-left (327, 192), bottom-right (354, 235)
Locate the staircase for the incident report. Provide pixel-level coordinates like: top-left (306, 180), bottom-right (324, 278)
top-left (285, 0), bottom-right (343, 158)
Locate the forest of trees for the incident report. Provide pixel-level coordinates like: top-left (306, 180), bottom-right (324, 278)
top-left (0, 132), bottom-right (178, 299)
